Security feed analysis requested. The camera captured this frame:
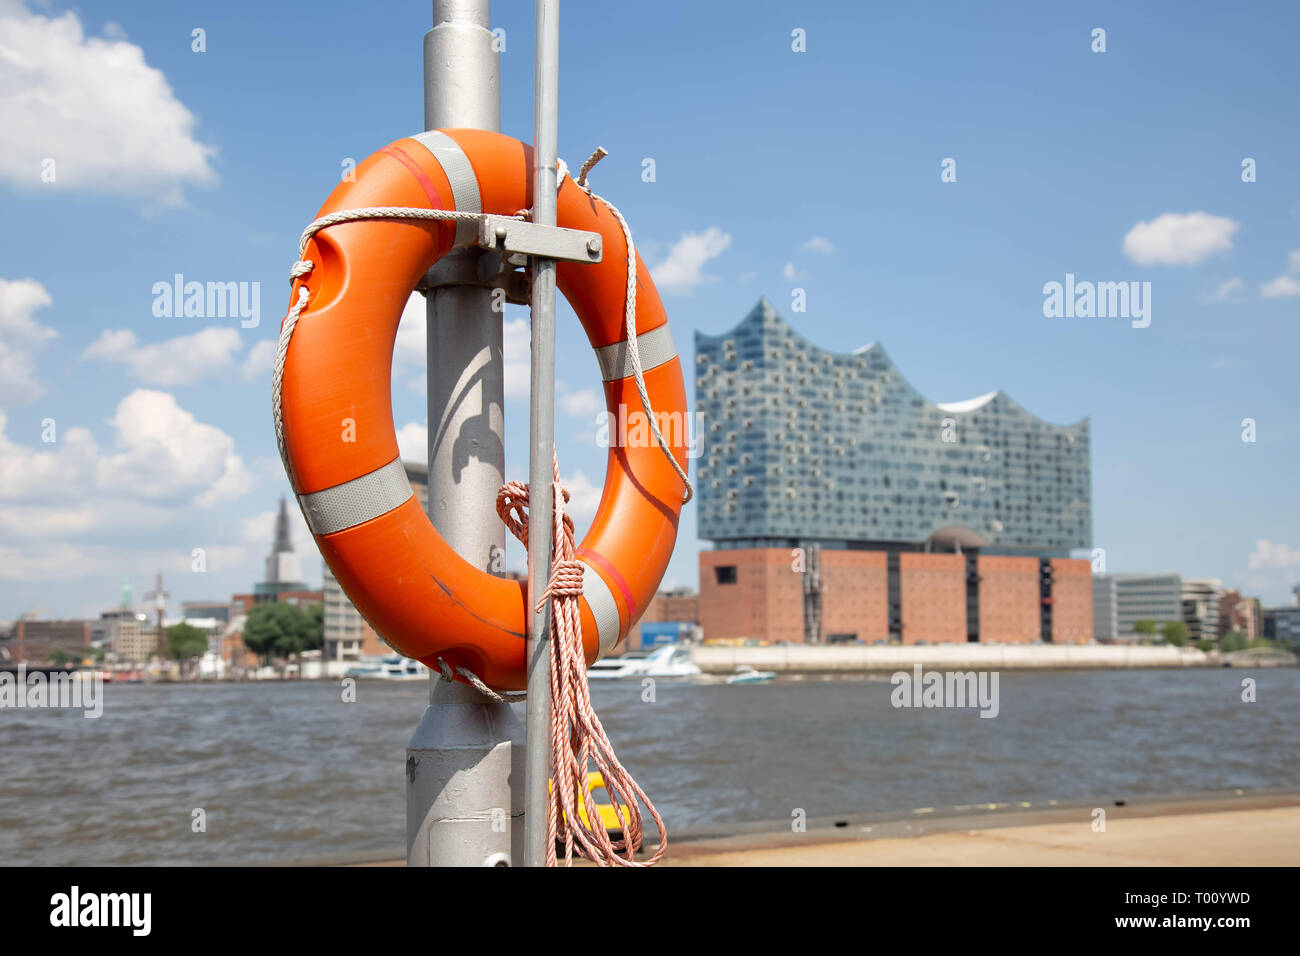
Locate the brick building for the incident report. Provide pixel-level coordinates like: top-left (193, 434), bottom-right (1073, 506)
top-left (1218, 590), bottom-right (1262, 640)
top-left (695, 300), bottom-right (1094, 645)
top-left (2, 619), bottom-right (92, 665)
top-left (620, 588), bottom-right (699, 653)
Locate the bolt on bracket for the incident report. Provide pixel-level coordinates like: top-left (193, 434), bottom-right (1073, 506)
top-left (478, 215), bottom-right (603, 266)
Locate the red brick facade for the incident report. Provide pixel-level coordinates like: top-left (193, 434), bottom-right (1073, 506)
top-left (699, 549), bottom-right (803, 643)
top-left (899, 553), bottom-right (966, 644)
top-left (977, 555), bottom-right (1040, 643)
top-left (1049, 558), bottom-right (1094, 644)
top-left (698, 548), bottom-right (1094, 646)
top-left (820, 551), bottom-right (888, 643)
top-left (623, 590), bottom-right (700, 653)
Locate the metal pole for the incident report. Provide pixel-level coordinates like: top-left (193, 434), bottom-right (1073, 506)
top-left (523, 0), bottom-right (560, 869)
top-left (407, 0), bottom-right (524, 868)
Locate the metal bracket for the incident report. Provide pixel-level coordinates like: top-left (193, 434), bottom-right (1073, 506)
top-left (417, 249), bottom-right (530, 305)
top-left (417, 218), bottom-right (601, 305)
top-left (478, 215), bottom-right (602, 267)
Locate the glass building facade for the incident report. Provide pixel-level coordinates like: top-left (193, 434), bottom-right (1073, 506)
top-left (694, 299), bottom-right (1092, 553)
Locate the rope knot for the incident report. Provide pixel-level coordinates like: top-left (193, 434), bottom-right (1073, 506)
top-left (538, 558), bottom-right (584, 608)
top-left (495, 480), bottom-right (532, 544)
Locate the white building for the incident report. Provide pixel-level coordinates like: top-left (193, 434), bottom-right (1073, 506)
top-left (1092, 573), bottom-right (1182, 641)
top-left (1181, 579), bottom-right (1222, 645)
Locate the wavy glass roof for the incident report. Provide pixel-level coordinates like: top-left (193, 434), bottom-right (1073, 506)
top-left (693, 298), bottom-right (1091, 551)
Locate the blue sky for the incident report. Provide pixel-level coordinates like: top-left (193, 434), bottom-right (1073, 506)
top-left (1, 0), bottom-right (1297, 622)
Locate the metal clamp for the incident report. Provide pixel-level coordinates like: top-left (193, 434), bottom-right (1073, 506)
top-left (478, 215), bottom-right (603, 267)
top-left (418, 249), bottom-right (530, 305)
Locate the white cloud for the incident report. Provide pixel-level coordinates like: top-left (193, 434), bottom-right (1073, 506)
top-left (1247, 540), bottom-right (1300, 572)
top-left (242, 339), bottom-right (277, 382)
top-left (0, 390), bottom-right (250, 511)
top-left (782, 262), bottom-right (805, 281)
top-left (1122, 212), bottom-right (1239, 266)
top-left (560, 469), bottom-right (603, 528)
top-left (0, 276), bottom-right (56, 405)
top-left (1211, 277), bottom-right (1242, 302)
top-left (395, 293), bottom-right (426, 365)
top-left (83, 326), bottom-right (243, 385)
top-left (0, 390), bottom-right (253, 591)
top-left (801, 236), bottom-right (835, 255)
top-left (1241, 539), bottom-right (1300, 604)
top-left (649, 227), bottom-right (731, 295)
top-left (504, 316), bottom-right (530, 399)
top-left (559, 388), bottom-right (603, 418)
top-left (1261, 250), bottom-right (1300, 299)
top-left (396, 421), bottom-right (428, 464)
top-left (98, 390), bottom-right (252, 505)
top-left (0, 3), bottom-right (216, 202)
top-left (1261, 275), bottom-right (1300, 298)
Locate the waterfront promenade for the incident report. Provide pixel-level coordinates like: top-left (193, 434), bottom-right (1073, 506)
top-left (350, 790), bottom-right (1300, 866)
top-left (661, 790), bottom-right (1300, 866)
top-left (691, 643), bottom-right (1297, 674)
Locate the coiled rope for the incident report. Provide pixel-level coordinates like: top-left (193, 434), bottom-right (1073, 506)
top-left (497, 451), bottom-right (668, 867)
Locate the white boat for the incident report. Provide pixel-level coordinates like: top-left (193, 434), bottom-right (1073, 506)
top-left (726, 664), bottom-right (777, 685)
top-left (345, 655), bottom-right (429, 681)
top-left (587, 644), bottom-right (701, 680)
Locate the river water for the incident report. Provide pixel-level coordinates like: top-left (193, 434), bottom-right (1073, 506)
top-left (2, 669), bottom-right (1297, 865)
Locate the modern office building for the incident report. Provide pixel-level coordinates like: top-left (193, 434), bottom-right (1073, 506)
top-left (695, 299), bottom-right (1094, 644)
top-left (1091, 573), bottom-right (1183, 641)
top-left (1181, 579), bottom-right (1222, 645)
top-left (110, 615), bottom-right (161, 662)
top-left (181, 601), bottom-right (232, 624)
top-left (322, 461), bottom-right (429, 663)
top-left (1262, 584), bottom-right (1300, 650)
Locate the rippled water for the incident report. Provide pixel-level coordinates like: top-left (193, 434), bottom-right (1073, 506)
top-left (2, 669), bottom-right (1297, 865)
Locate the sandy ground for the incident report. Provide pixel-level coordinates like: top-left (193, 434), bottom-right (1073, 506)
top-left (662, 806), bottom-right (1300, 866)
top-left (345, 790), bottom-right (1300, 866)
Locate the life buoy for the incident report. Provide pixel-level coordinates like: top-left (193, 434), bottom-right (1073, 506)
top-left (277, 129), bottom-right (689, 691)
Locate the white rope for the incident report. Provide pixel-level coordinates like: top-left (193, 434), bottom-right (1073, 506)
top-left (436, 657), bottom-right (527, 703)
top-left (272, 206), bottom-right (523, 482)
top-left (566, 148), bottom-right (694, 504)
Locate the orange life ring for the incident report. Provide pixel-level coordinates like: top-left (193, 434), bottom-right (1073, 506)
top-left (278, 129), bottom-right (689, 691)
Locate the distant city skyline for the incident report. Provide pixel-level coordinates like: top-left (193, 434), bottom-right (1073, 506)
top-left (1, 0), bottom-right (1298, 621)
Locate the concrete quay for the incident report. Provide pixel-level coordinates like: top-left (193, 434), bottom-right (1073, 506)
top-left (689, 643), bottom-right (1296, 674)
top-left (662, 789), bottom-right (1300, 867)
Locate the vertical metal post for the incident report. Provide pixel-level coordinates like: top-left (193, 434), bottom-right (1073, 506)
top-left (523, 0), bottom-right (560, 869)
top-left (407, 0), bottom-right (525, 868)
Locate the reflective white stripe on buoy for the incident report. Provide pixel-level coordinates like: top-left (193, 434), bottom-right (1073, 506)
top-left (593, 324), bottom-right (677, 381)
top-left (409, 129), bottom-right (482, 248)
top-left (299, 457), bottom-right (413, 536)
top-left (581, 561), bottom-right (621, 658)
